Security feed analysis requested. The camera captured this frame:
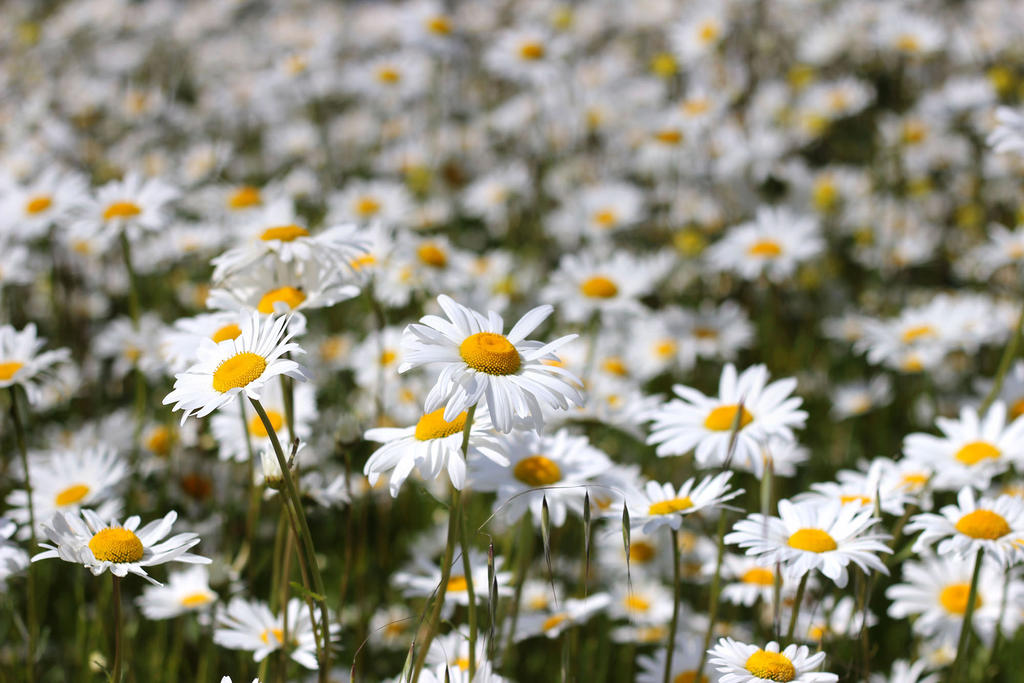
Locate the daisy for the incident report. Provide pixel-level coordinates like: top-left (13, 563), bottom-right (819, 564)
top-left (725, 499), bottom-right (891, 588)
top-left (363, 408), bottom-right (506, 496)
top-left (0, 323), bottom-right (70, 404)
top-left (706, 638), bottom-right (838, 683)
top-left (368, 604), bottom-right (415, 649)
top-left (399, 295), bottom-right (583, 432)
top-left (0, 518), bottom-right (29, 587)
top-left (722, 555), bottom-right (791, 607)
top-left (609, 578), bottom-right (674, 625)
top-left (637, 633), bottom-right (723, 683)
top-left (830, 377), bottom-right (893, 420)
top-left (136, 565), bottom-right (217, 621)
top-left (0, 166), bottom-right (87, 241)
top-left (541, 251), bottom-right (671, 324)
top-left (514, 593), bottom-right (611, 640)
top-left (470, 428), bottom-right (611, 527)
top-left (988, 106), bottom-right (1024, 156)
top-left (326, 180), bottom-right (412, 228)
top-left (210, 380), bottom-right (316, 463)
top-left (393, 550), bottom-right (512, 618)
top-left (797, 458), bottom-right (916, 516)
top-left (906, 487), bottom-right (1024, 566)
top-left (902, 401), bottom-right (1024, 491)
top-left (869, 660), bottom-right (940, 683)
top-left (33, 509), bottom-right (210, 584)
top-left (72, 172), bottom-right (178, 243)
top-left (616, 472), bottom-right (743, 535)
top-left (646, 364), bottom-right (807, 473)
top-left (484, 26), bottom-right (567, 84)
top-left (705, 207), bottom-right (824, 283)
top-left (162, 311), bottom-right (307, 424)
top-left (161, 311), bottom-right (249, 373)
top-left (6, 445), bottom-right (128, 537)
top-left (214, 597), bottom-right (331, 670)
top-left (207, 258), bottom-right (360, 316)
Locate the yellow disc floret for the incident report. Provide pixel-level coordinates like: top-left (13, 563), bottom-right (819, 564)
top-left (580, 275), bottom-right (619, 299)
top-left (257, 286), bottom-right (306, 313)
top-left (55, 484), bottom-right (90, 507)
top-left (703, 404), bottom-right (754, 431)
top-left (648, 496), bottom-right (694, 516)
top-left (788, 528), bottom-right (838, 553)
top-left (744, 649), bottom-right (796, 682)
top-left (446, 575), bottom-right (468, 593)
top-left (228, 186), bottom-right (262, 209)
top-left (211, 323), bottom-right (242, 343)
top-left (212, 352), bottom-right (267, 393)
top-left (25, 195), bottom-right (52, 214)
top-left (747, 240), bottom-right (782, 257)
top-left (519, 41), bottom-right (545, 60)
top-left (89, 527), bottom-right (144, 563)
top-left (180, 592), bottom-right (214, 608)
top-left (954, 441), bottom-right (1001, 466)
top-left (249, 409), bottom-right (284, 438)
top-left (0, 361), bottom-right (24, 381)
top-left (260, 224), bottom-right (310, 242)
top-left (939, 582), bottom-right (977, 615)
top-left (102, 201), bottom-right (142, 221)
top-left (417, 244), bottom-right (448, 268)
top-left (514, 455), bottom-right (562, 487)
top-left (459, 332), bottom-right (521, 375)
top-left (955, 509), bottom-right (1011, 540)
top-left (414, 408), bottom-right (468, 441)
top-left (741, 567), bottom-right (775, 585)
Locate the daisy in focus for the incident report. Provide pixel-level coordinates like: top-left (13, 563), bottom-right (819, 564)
top-left (725, 499), bottom-right (891, 588)
top-left (646, 363), bottom-right (807, 474)
top-left (399, 295), bottom-right (583, 432)
top-left (706, 638), bottom-right (838, 683)
top-left (33, 509), bottom-right (210, 584)
top-left (906, 486), bottom-right (1024, 566)
top-left (163, 311), bottom-right (307, 424)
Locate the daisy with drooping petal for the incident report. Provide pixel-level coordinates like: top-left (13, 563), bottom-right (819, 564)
top-left (902, 401), bottom-right (1024, 491)
top-left (399, 295), bottom-right (583, 432)
top-left (136, 564), bottom-right (217, 621)
top-left (0, 323), bottom-right (70, 404)
top-left (33, 509), bottom-right (210, 584)
top-left (725, 499), bottom-right (891, 588)
top-left (706, 638), bottom-right (838, 683)
top-left (906, 487), bottom-right (1024, 566)
top-left (646, 364), bottom-right (807, 474)
top-left (363, 408), bottom-right (506, 496)
top-left (6, 445), bottom-right (128, 538)
top-left (214, 597), bottom-right (333, 670)
top-left (616, 471), bottom-right (743, 535)
top-left (162, 311), bottom-right (307, 424)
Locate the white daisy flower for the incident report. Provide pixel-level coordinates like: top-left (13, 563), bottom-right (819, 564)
top-left (617, 472), bottom-right (743, 535)
top-left (637, 633), bottom-right (723, 683)
top-left (327, 180), bottom-right (412, 228)
top-left (988, 106), bottom-right (1024, 156)
top-left (0, 166), bottom-right (88, 241)
top-left (706, 638), bottom-right (838, 683)
top-left (214, 597), bottom-right (332, 670)
top-left (136, 564), bottom-right (217, 621)
top-left (514, 593), bottom-right (611, 641)
top-left (906, 487), bottom-right (1024, 566)
top-left (161, 311), bottom-right (248, 374)
top-left (0, 323), bottom-right (70, 404)
top-left (725, 499), bottom-right (891, 588)
top-left (72, 172), bottom-right (178, 243)
top-left (207, 258), bottom-right (360, 315)
top-left (646, 364), bottom-right (807, 473)
top-left (483, 26), bottom-right (568, 84)
top-left (0, 517), bottom-right (29, 587)
top-left (541, 251), bottom-right (672, 324)
top-left (869, 659), bottom-right (940, 683)
top-left (393, 549), bottom-right (512, 619)
top-left (162, 311), bottom-right (307, 424)
top-left (399, 295), bottom-right (583, 433)
top-left (902, 402), bottom-right (1024, 491)
top-left (363, 407), bottom-right (506, 496)
top-left (797, 458), bottom-right (916, 516)
top-left (6, 445), bottom-right (127, 538)
top-left (721, 555), bottom-right (792, 608)
top-left (33, 509), bottom-right (210, 584)
top-left (705, 207), bottom-right (824, 283)
top-left (210, 380), bottom-right (316, 463)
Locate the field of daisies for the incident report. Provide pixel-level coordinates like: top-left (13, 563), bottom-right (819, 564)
top-left (7, 1), bottom-right (1024, 683)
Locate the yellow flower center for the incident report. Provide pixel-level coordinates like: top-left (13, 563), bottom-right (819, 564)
top-left (601, 357), bottom-right (629, 376)
top-left (181, 592), bottom-right (214, 608)
top-left (1012, 397), bottom-right (1024, 420)
top-left (747, 239), bottom-right (782, 257)
top-left (741, 567), bottom-right (775, 585)
top-left (0, 361), bottom-right (25, 381)
top-left (212, 352), bottom-right (267, 393)
top-left (454, 657), bottom-right (470, 671)
top-left (625, 594), bottom-right (651, 611)
top-left (744, 649), bottom-right (796, 682)
top-left (211, 323), bottom-right (242, 344)
top-left (840, 494), bottom-right (872, 506)
top-left (89, 528), bottom-right (144, 563)
top-left (580, 275), bottom-right (618, 299)
top-left (417, 244), bottom-right (448, 268)
top-left (260, 628), bottom-right (285, 645)
top-left (673, 672), bottom-right (707, 683)
top-left (380, 349), bottom-right (397, 366)
top-left (249, 409), bottom-right (284, 438)
top-left (655, 340), bottom-right (677, 358)
top-left (527, 595), bottom-right (550, 610)
top-left (653, 129), bottom-right (683, 144)
top-left (698, 20), bottom-right (720, 44)
top-left (25, 195), bottom-right (52, 214)
top-left (629, 541), bottom-right (656, 563)
top-left (788, 528), bottom-right (838, 553)
top-left (427, 16), bottom-right (451, 34)
top-left (693, 327), bottom-right (718, 340)
top-left (414, 408), bottom-right (468, 441)
top-left (519, 41), bottom-right (545, 60)
top-left (648, 497), bottom-right (694, 516)
top-left (102, 201), bottom-right (142, 221)
top-left (901, 324), bottom-right (936, 343)
top-left (592, 209), bottom-right (618, 227)
top-left (513, 455), bottom-right (562, 487)
top-left (257, 286), bottom-right (306, 313)
top-left (813, 180), bottom-right (838, 211)
top-left (703, 404), bottom-right (754, 431)
top-left (954, 441), bottom-right (1001, 466)
top-left (55, 484), bottom-right (90, 507)
top-left (896, 34), bottom-right (920, 52)
top-left (447, 575), bottom-right (467, 593)
top-left (228, 186), bottom-right (262, 209)
top-left (955, 509), bottom-right (1011, 540)
top-left (651, 53), bottom-right (677, 77)
top-left (939, 582), bottom-right (977, 615)
top-left (459, 332), bottom-right (521, 375)
top-left (146, 425), bottom-right (172, 456)
top-left (376, 66), bottom-right (402, 83)
top-left (260, 224), bottom-right (309, 242)
top-left (542, 613), bottom-right (569, 632)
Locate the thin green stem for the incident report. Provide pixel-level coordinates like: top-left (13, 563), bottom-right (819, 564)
top-left (950, 548), bottom-right (984, 683)
top-left (251, 398), bottom-right (332, 682)
top-left (111, 575), bottom-right (123, 683)
top-left (663, 528), bottom-right (681, 683)
top-left (786, 573), bottom-right (810, 642)
top-left (696, 512), bottom-right (729, 681)
top-left (981, 305), bottom-right (1024, 413)
top-left (10, 386), bottom-right (37, 682)
top-left (458, 405), bottom-right (478, 679)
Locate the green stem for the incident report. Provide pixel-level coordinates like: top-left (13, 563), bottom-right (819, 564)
top-left (10, 386), bottom-right (37, 682)
top-left (981, 305), bottom-right (1024, 413)
top-left (118, 230), bottom-right (141, 326)
top-left (111, 575), bottom-right (123, 683)
top-left (696, 512), bottom-right (729, 681)
top-left (786, 573), bottom-right (810, 642)
top-left (457, 405), bottom-right (478, 679)
top-left (663, 528), bottom-right (681, 683)
top-left (251, 398), bottom-right (332, 682)
top-left (950, 548), bottom-right (984, 683)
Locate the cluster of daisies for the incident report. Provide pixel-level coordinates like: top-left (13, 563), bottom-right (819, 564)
top-left (3, 0), bottom-right (1024, 681)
